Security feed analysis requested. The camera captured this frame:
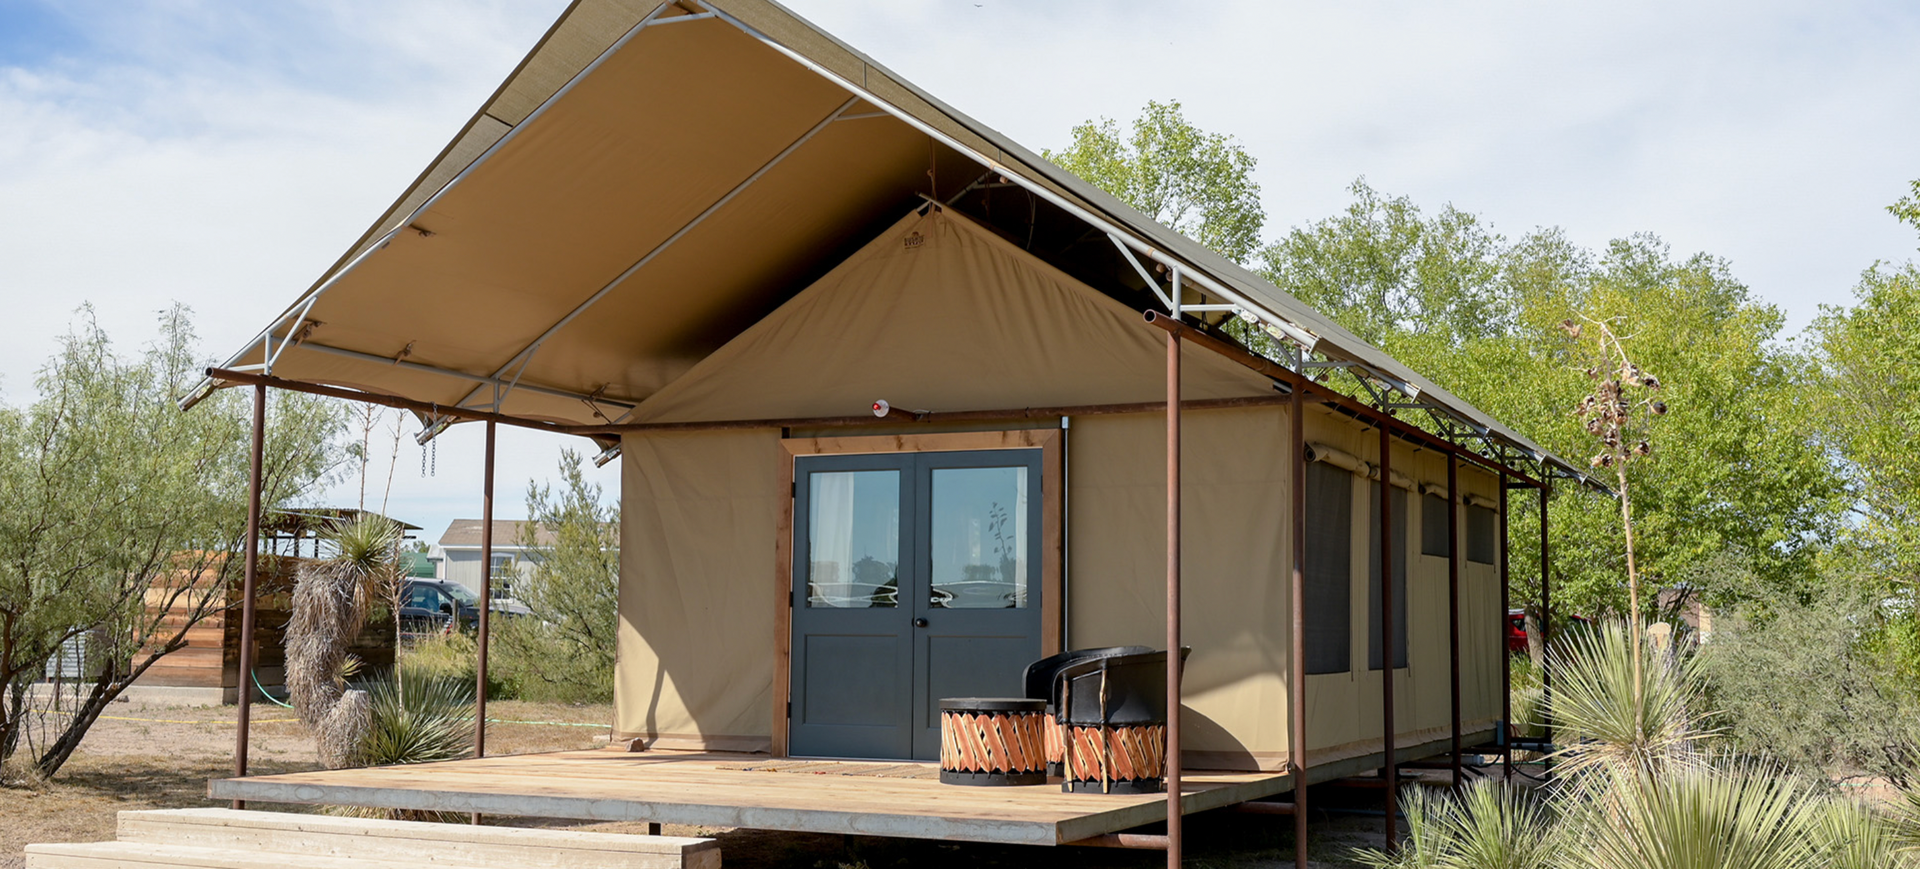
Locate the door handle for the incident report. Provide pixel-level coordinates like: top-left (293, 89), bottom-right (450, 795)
top-left (913, 618), bottom-right (929, 628)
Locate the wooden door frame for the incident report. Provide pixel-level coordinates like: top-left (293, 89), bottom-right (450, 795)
top-left (772, 428), bottom-right (1064, 758)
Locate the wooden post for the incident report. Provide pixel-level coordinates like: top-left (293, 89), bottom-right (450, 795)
top-left (1164, 329), bottom-right (1182, 869)
top-left (1447, 459), bottom-right (1461, 789)
top-left (1289, 385), bottom-right (1309, 868)
top-left (1378, 425), bottom-right (1397, 850)
top-left (232, 383), bottom-right (266, 810)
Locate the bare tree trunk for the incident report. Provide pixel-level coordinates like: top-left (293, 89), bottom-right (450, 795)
top-left (1525, 607), bottom-right (1546, 671)
top-left (34, 639), bottom-right (182, 778)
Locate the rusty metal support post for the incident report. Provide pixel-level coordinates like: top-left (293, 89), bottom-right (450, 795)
top-left (1447, 459), bottom-right (1461, 789)
top-left (232, 383), bottom-right (266, 810)
top-left (477, 420), bottom-right (496, 758)
top-left (471, 420), bottom-right (496, 827)
top-left (1539, 479), bottom-right (1551, 751)
top-left (1289, 384), bottom-right (1309, 868)
top-left (1499, 479), bottom-right (1511, 781)
top-left (1378, 424), bottom-right (1397, 850)
top-left (1164, 328), bottom-right (1183, 869)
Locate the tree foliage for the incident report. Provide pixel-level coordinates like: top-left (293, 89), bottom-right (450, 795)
top-left (0, 307), bottom-right (347, 779)
top-left (497, 449), bottom-right (618, 703)
top-left (1044, 100), bottom-right (1265, 263)
top-left (1043, 98), bottom-right (1870, 623)
top-left (1256, 182), bottom-right (1842, 619)
top-left (1808, 260), bottom-right (1920, 584)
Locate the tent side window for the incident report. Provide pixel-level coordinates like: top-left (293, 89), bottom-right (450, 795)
top-left (1368, 485), bottom-right (1410, 670)
top-left (1304, 461), bottom-right (1353, 675)
top-left (1467, 504), bottom-right (1498, 564)
top-left (1420, 493), bottom-right (1451, 557)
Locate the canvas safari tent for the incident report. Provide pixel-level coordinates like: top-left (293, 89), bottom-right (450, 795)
top-left (189, 0), bottom-right (1586, 861)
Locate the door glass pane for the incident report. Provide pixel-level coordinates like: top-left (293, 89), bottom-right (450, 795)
top-left (929, 466), bottom-right (1028, 609)
top-left (807, 470), bottom-right (900, 608)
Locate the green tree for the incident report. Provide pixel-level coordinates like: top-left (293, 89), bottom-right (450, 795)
top-left (1807, 203), bottom-right (1920, 584)
top-left (1044, 100), bottom-right (1265, 263)
top-left (500, 449), bottom-right (618, 703)
top-left (1258, 183), bottom-right (1843, 621)
top-left (0, 306), bottom-right (348, 778)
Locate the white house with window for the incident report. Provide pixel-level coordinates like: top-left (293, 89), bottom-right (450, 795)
top-left (431, 519), bottom-right (553, 603)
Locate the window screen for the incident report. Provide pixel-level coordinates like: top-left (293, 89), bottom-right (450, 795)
top-left (1467, 504), bottom-right (1498, 564)
top-left (1304, 462), bottom-right (1353, 675)
top-left (1421, 493), bottom-right (1451, 558)
top-left (1368, 484), bottom-right (1410, 670)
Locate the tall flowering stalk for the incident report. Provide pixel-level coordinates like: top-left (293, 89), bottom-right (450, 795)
top-left (1563, 316), bottom-right (1668, 697)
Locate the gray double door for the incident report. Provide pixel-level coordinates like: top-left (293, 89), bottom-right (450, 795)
top-left (789, 449), bottom-right (1043, 760)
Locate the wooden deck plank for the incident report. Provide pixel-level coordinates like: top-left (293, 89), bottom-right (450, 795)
top-left (209, 751), bottom-right (1291, 846)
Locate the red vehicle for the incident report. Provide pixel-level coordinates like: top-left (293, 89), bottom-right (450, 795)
top-left (1506, 609), bottom-right (1590, 652)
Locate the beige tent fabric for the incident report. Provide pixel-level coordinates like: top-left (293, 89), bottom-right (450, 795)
top-left (1065, 406), bottom-right (1291, 770)
top-left (615, 427), bottom-right (783, 751)
top-left (613, 407), bottom-right (1510, 766)
top-left (612, 206), bottom-right (1268, 750)
top-left (628, 206), bottom-right (1276, 423)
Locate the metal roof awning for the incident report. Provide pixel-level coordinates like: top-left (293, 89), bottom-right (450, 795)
top-left (192, 0), bottom-right (1586, 482)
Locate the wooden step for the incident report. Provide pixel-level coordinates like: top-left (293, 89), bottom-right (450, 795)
top-left (26, 841), bottom-right (428, 869)
top-left (109, 809), bottom-right (719, 869)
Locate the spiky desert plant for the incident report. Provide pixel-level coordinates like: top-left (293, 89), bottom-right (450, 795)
top-left (1815, 797), bottom-right (1919, 869)
top-left (1548, 622), bottom-right (1713, 781)
top-left (284, 513), bottom-right (399, 768)
top-left (1353, 782), bottom-right (1561, 869)
top-left (357, 675), bottom-right (474, 767)
top-left (1572, 766), bottom-right (1826, 869)
top-left (1892, 780), bottom-right (1920, 855)
top-left (1353, 785), bottom-right (1451, 869)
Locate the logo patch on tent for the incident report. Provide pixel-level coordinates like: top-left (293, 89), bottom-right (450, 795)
top-left (903, 231), bottom-right (925, 251)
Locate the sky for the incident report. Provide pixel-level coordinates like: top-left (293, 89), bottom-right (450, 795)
top-left (3, 0), bottom-right (1917, 542)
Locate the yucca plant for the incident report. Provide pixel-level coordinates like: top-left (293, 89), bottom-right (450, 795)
top-left (1548, 622), bottom-right (1713, 780)
top-left (1354, 781), bottom-right (1561, 869)
top-left (1815, 796), bottom-right (1920, 869)
top-left (286, 513), bottom-right (401, 768)
top-left (1571, 766), bottom-right (1826, 869)
top-left (1891, 780), bottom-right (1920, 856)
top-left (325, 675), bottom-right (476, 823)
top-left (357, 675), bottom-right (474, 767)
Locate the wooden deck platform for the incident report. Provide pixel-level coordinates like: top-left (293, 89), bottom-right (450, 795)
top-left (209, 750), bottom-right (1293, 846)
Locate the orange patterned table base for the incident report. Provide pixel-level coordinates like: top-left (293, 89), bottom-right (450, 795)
top-left (938, 701), bottom-right (1047, 786)
top-left (1061, 723), bottom-right (1166, 794)
top-left (1044, 717), bottom-right (1066, 776)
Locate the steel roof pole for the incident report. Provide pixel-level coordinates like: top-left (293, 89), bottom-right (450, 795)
top-left (1289, 381), bottom-right (1309, 868)
top-left (1164, 311), bottom-right (1184, 869)
top-left (232, 383), bottom-right (266, 809)
top-left (472, 419), bottom-right (496, 824)
top-left (1499, 479), bottom-right (1511, 781)
top-left (1379, 424), bottom-right (1398, 852)
top-left (1448, 459), bottom-right (1461, 790)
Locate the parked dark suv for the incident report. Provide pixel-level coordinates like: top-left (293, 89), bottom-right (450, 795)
top-left (399, 578), bottom-right (529, 635)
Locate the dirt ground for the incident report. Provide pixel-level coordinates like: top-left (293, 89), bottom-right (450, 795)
top-left (1, 697), bottom-right (1394, 868)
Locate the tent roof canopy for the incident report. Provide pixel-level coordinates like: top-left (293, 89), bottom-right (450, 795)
top-left (202, 0), bottom-right (1583, 481)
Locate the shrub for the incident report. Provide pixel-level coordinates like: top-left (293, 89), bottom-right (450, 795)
top-left (489, 616), bottom-right (612, 705)
top-left (1704, 592), bottom-right (1920, 787)
top-left (398, 630), bottom-right (518, 701)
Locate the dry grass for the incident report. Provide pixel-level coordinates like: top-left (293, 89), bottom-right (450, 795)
top-left (0, 697), bottom-right (612, 869)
